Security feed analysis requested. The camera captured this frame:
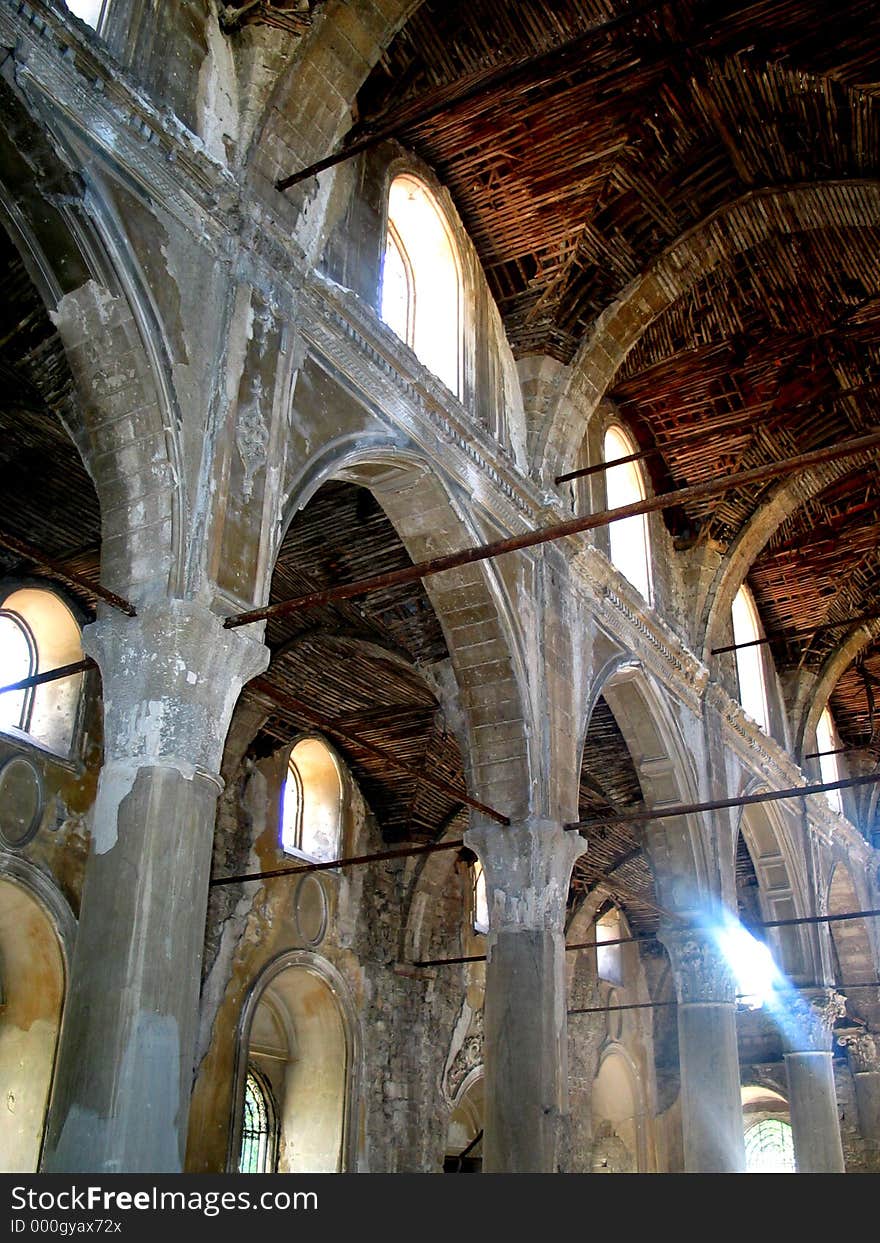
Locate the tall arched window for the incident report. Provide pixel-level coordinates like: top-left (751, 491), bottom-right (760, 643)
top-left (731, 585), bottom-right (769, 733)
top-left (0, 586), bottom-right (84, 755)
top-left (744, 1118), bottom-right (795, 1173)
top-left (596, 907), bottom-right (623, 985)
top-left (472, 860), bottom-right (489, 934)
top-left (238, 1068), bottom-right (278, 1174)
top-left (381, 174), bottom-right (462, 396)
top-left (603, 426), bottom-right (652, 602)
top-left (281, 738), bottom-right (343, 863)
top-left (815, 705), bottom-right (843, 814)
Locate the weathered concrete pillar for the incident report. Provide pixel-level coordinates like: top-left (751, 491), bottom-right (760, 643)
top-left (661, 928), bottom-right (746, 1172)
top-left (465, 819), bottom-right (586, 1172)
top-left (42, 602), bottom-right (267, 1173)
top-left (783, 989), bottom-right (847, 1173)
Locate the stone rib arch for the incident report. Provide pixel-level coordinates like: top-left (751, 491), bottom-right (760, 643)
top-left (0, 170), bottom-right (184, 600)
top-left (539, 180), bottom-right (880, 480)
top-left (277, 443), bottom-right (532, 818)
top-left (229, 950), bottom-right (362, 1174)
top-left (733, 786), bottom-right (812, 982)
top-left (584, 660), bottom-right (708, 911)
top-left (248, 0), bottom-right (422, 264)
top-left (792, 621), bottom-right (880, 757)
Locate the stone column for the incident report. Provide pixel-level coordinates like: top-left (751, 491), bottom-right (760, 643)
top-left (783, 988), bottom-right (846, 1173)
top-left (840, 1030), bottom-right (880, 1169)
top-left (42, 602), bottom-right (267, 1173)
top-left (465, 818), bottom-right (586, 1173)
top-left (661, 928), bottom-right (746, 1172)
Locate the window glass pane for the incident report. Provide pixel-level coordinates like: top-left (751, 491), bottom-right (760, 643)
top-left (0, 612), bottom-right (33, 731)
top-left (281, 739), bottom-right (342, 862)
top-left (383, 175), bottom-right (460, 394)
top-left (473, 861), bottom-right (489, 933)
top-left (604, 426), bottom-right (652, 602)
top-left (596, 909), bottom-right (623, 984)
top-left (816, 707), bottom-right (843, 813)
top-left (239, 1071), bottom-right (275, 1174)
top-left (66, 0), bottom-right (104, 27)
top-left (744, 1118), bottom-right (795, 1173)
top-left (732, 586), bottom-right (769, 733)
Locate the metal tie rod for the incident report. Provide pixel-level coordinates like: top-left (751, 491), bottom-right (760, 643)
top-left (0, 529), bottom-right (136, 616)
top-left (225, 427), bottom-right (880, 630)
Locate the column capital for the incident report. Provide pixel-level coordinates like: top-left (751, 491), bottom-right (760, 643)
top-left (659, 926), bottom-right (737, 1005)
top-left (464, 818), bottom-right (586, 933)
top-left (838, 1028), bottom-right (880, 1073)
top-left (784, 988), bottom-right (847, 1054)
top-left (84, 599), bottom-right (268, 776)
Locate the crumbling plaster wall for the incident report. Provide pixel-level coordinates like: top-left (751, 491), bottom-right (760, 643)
top-left (188, 724), bottom-right (473, 1173)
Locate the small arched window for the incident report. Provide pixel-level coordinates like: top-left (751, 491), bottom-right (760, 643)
top-left (815, 706), bottom-right (843, 814)
top-left (0, 586), bottom-right (84, 755)
top-left (239, 1068), bottom-right (278, 1174)
top-left (731, 585), bottom-right (769, 733)
top-left (596, 907), bottom-right (623, 984)
top-left (472, 860), bottom-right (489, 934)
top-left (744, 1118), bottom-right (795, 1173)
top-left (603, 426), bottom-right (652, 603)
top-left (281, 738), bottom-right (343, 863)
top-left (381, 174), bottom-right (462, 396)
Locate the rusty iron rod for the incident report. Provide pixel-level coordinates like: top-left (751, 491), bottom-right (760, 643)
top-left (210, 837), bottom-right (465, 887)
top-left (275, 2), bottom-right (663, 192)
top-left (0, 657), bottom-right (96, 697)
top-left (0, 529), bottom-right (136, 617)
top-left (416, 909), bottom-right (880, 968)
top-left (569, 982), bottom-right (880, 1016)
top-left (803, 745), bottom-right (860, 760)
top-left (712, 611), bottom-right (880, 655)
top-left (248, 675), bottom-right (509, 825)
top-left (554, 408), bottom-right (777, 485)
top-left (225, 428), bottom-right (880, 631)
top-left (564, 771), bottom-right (880, 832)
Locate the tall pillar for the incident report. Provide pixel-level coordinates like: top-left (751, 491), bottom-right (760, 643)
top-left (465, 819), bottom-right (586, 1173)
top-left (840, 1030), bottom-right (880, 1169)
top-left (42, 602), bottom-right (267, 1173)
top-left (661, 929), bottom-right (746, 1172)
top-left (783, 988), bottom-right (846, 1173)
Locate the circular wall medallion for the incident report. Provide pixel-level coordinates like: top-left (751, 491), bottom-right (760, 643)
top-left (606, 988), bottom-right (623, 1041)
top-left (0, 755), bottom-right (45, 850)
top-left (294, 873), bottom-right (328, 946)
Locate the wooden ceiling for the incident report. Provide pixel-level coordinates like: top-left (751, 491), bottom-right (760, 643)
top-left (355, 0), bottom-right (880, 763)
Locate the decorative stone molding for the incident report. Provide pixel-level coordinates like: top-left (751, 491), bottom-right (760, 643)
top-left (839, 1029), bottom-right (880, 1074)
top-left (465, 819), bottom-right (586, 934)
top-left (445, 1008), bottom-right (484, 1105)
top-left (784, 988), bottom-right (847, 1054)
top-left (660, 928), bottom-right (737, 1005)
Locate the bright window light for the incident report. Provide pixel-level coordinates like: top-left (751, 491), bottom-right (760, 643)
top-left (815, 706), bottom-right (843, 814)
top-left (382, 175), bottom-right (461, 395)
top-left (713, 918), bottom-right (780, 1009)
top-left (0, 611), bottom-right (34, 732)
top-left (731, 585), bottom-right (769, 733)
top-left (66, 0), bottom-right (105, 28)
top-left (745, 1118), bottom-right (795, 1173)
top-left (596, 908), bottom-right (623, 984)
top-left (472, 860), bottom-right (489, 933)
top-left (603, 426), bottom-right (652, 603)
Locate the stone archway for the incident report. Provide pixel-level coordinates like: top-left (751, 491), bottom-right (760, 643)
top-left (229, 951), bottom-right (361, 1173)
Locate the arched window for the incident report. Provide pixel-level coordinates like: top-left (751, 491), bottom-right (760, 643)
top-left (472, 860), bottom-right (489, 934)
top-left (731, 585), bottom-right (769, 733)
top-left (0, 587), bottom-right (84, 756)
top-left (65, 0), bottom-right (107, 28)
top-left (603, 426), bottom-right (652, 602)
top-left (381, 174), bottom-right (462, 396)
top-left (238, 1068), bottom-right (278, 1174)
top-left (744, 1118), bottom-right (795, 1173)
top-left (596, 907), bottom-right (623, 984)
top-left (816, 706), bottom-right (843, 814)
top-left (281, 738), bottom-right (343, 863)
